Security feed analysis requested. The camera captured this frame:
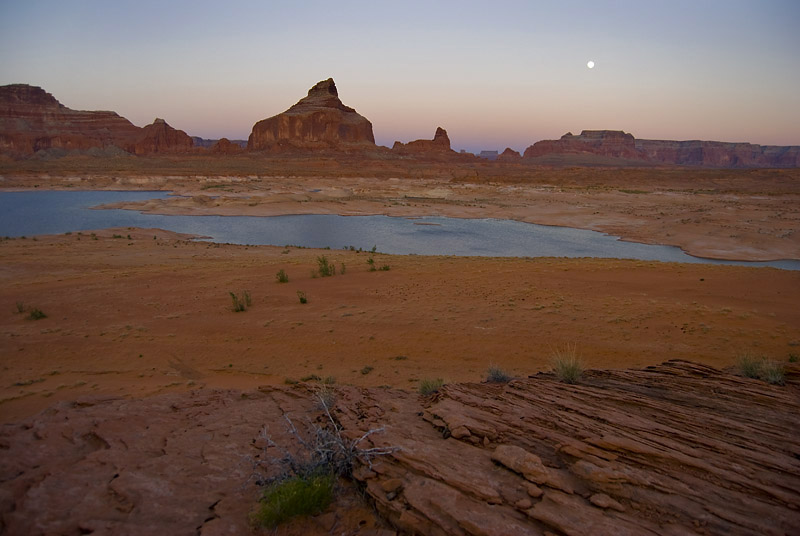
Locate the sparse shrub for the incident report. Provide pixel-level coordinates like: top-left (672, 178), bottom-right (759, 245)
top-left (317, 256), bottom-right (335, 277)
top-left (789, 353), bottom-right (798, 363)
top-left (301, 374), bottom-right (321, 382)
top-left (761, 361), bottom-right (786, 385)
top-left (251, 471), bottom-right (335, 529)
top-left (340, 263), bottom-right (346, 275)
top-left (28, 308), bottom-right (47, 320)
top-left (419, 378), bottom-right (444, 395)
top-left (736, 353), bottom-right (763, 379)
top-left (276, 269), bottom-right (289, 283)
top-left (486, 365), bottom-right (511, 383)
top-left (379, 264), bottom-right (390, 271)
top-left (297, 291), bottom-right (307, 304)
top-left (551, 344), bottom-right (584, 384)
top-left (284, 378), bottom-right (298, 385)
top-left (15, 301), bottom-right (25, 314)
top-left (361, 366), bottom-right (374, 375)
top-left (315, 384), bottom-right (337, 409)
top-left (230, 290), bottom-right (252, 312)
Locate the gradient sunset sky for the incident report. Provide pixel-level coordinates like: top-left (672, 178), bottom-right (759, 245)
top-left (1, 0), bottom-right (798, 152)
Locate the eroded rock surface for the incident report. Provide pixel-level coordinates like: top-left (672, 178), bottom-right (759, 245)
top-left (247, 78), bottom-right (375, 152)
top-left (2, 361), bottom-right (798, 535)
top-left (392, 127), bottom-right (457, 157)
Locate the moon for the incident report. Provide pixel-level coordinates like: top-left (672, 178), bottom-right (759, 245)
top-left (587, 60), bottom-right (595, 69)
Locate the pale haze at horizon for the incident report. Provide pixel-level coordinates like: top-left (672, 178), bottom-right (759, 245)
top-left (0, 0), bottom-right (798, 153)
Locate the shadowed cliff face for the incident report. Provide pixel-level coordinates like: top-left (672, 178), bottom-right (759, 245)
top-left (0, 84), bottom-right (193, 156)
top-left (523, 130), bottom-right (800, 167)
top-left (247, 78), bottom-right (376, 151)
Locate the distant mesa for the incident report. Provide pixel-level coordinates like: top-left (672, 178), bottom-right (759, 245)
top-left (497, 147), bottom-right (522, 161)
top-left (392, 127), bottom-right (456, 157)
top-left (247, 78), bottom-right (375, 152)
top-left (523, 130), bottom-right (800, 168)
top-left (0, 84), bottom-right (193, 156)
top-left (191, 136), bottom-right (247, 150)
top-left (478, 150), bottom-right (499, 161)
top-left (209, 137), bottom-right (245, 155)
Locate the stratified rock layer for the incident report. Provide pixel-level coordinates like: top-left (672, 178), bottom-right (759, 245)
top-left (523, 130), bottom-right (800, 167)
top-left (0, 84), bottom-right (193, 156)
top-left (247, 78), bottom-right (375, 152)
top-left (2, 361), bottom-right (798, 534)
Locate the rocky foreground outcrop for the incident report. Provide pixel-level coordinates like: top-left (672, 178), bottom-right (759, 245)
top-left (523, 130), bottom-right (800, 167)
top-left (0, 84), bottom-right (194, 156)
top-left (247, 78), bottom-right (375, 152)
top-left (2, 360), bottom-right (798, 535)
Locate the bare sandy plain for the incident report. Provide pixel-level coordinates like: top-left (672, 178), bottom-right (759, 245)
top-left (2, 159), bottom-right (800, 534)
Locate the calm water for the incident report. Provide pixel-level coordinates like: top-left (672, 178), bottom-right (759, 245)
top-left (1, 190), bottom-right (797, 270)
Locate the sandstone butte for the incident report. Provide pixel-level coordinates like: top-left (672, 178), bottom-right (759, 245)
top-left (0, 84), bottom-right (193, 156)
top-left (1, 361), bottom-right (798, 534)
top-left (391, 126), bottom-right (458, 158)
top-left (247, 78), bottom-right (376, 152)
top-left (523, 130), bottom-right (800, 168)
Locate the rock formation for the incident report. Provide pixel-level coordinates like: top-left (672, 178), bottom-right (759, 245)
top-left (392, 127), bottom-right (456, 157)
top-left (0, 84), bottom-right (193, 156)
top-left (247, 78), bottom-right (375, 152)
top-left (2, 361), bottom-right (798, 534)
top-left (523, 130), bottom-right (800, 167)
top-left (209, 137), bottom-right (245, 154)
top-left (497, 147), bottom-right (522, 161)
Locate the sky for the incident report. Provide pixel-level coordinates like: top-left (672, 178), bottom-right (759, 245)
top-left (1, 0), bottom-right (798, 153)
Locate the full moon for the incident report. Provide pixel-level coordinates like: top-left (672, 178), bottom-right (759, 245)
top-left (587, 60), bottom-right (595, 69)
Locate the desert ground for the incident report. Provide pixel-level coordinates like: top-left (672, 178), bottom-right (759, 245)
top-left (2, 163), bottom-right (799, 534)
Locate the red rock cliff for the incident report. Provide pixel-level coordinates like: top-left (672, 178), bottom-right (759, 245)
top-left (392, 127), bottom-right (455, 156)
top-left (523, 130), bottom-right (800, 167)
top-left (247, 78), bottom-right (375, 152)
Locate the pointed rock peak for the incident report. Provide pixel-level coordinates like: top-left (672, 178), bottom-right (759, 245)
top-left (433, 127), bottom-right (450, 145)
top-left (153, 118), bottom-right (166, 124)
top-left (308, 78), bottom-right (338, 98)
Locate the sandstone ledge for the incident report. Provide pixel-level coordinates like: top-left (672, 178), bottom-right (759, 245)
top-left (2, 361), bottom-right (798, 534)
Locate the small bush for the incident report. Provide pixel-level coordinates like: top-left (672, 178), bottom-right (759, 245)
top-left (761, 361), bottom-right (786, 385)
top-left (379, 265), bottom-right (391, 271)
top-left (276, 269), bottom-right (289, 283)
top-left (419, 378), bottom-right (444, 395)
top-left (788, 353), bottom-right (798, 363)
top-left (551, 344), bottom-right (584, 384)
top-left (15, 301), bottom-right (25, 314)
top-left (230, 290), bottom-right (251, 312)
top-left (251, 471), bottom-right (335, 529)
top-left (736, 353), bottom-right (763, 379)
top-left (28, 308), bottom-right (47, 320)
top-left (297, 291), bottom-right (307, 304)
top-left (317, 256), bottom-right (335, 277)
top-left (486, 365), bottom-right (511, 383)
top-left (361, 366), bottom-right (374, 375)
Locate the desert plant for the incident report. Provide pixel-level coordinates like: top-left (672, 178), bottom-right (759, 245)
top-left (361, 365), bottom-right (374, 375)
top-left (419, 378), bottom-right (444, 395)
top-left (736, 353), bottom-right (764, 379)
top-left (486, 365), bottom-right (511, 383)
top-left (28, 308), bottom-right (47, 320)
top-left (789, 354), bottom-right (798, 363)
top-left (379, 264), bottom-right (390, 271)
top-left (15, 301), bottom-right (25, 314)
top-left (297, 291), bottom-right (307, 304)
top-left (551, 344), bottom-right (584, 384)
top-left (276, 269), bottom-right (289, 283)
top-left (251, 471), bottom-right (335, 528)
top-left (317, 256), bottom-right (335, 277)
top-left (760, 361), bottom-right (786, 385)
top-left (340, 263), bottom-right (346, 275)
top-left (230, 290), bottom-right (252, 312)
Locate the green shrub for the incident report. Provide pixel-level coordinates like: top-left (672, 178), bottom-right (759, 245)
top-left (28, 308), bottom-right (47, 320)
top-left (736, 353), bottom-right (763, 379)
top-left (230, 290), bottom-right (251, 312)
top-left (361, 365), bottom-right (374, 375)
top-left (276, 269), bottom-right (289, 283)
top-left (251, 472), bottom-right (335, 529)
top-left (419, 378), bottom-right (444, 395)
top-left (297, 290), bottom-right (307, 304)
top-left (486, 365), bottom-right (511, 383)
top-left (761, 361), bottom-right (786, 385)
top-left (551, 345), bottom-right (584, 384)
top-left (317, 256), bottom-right (335, 277)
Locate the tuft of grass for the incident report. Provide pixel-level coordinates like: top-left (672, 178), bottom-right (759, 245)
top-left (251, 471), bottom-right (335, 529)
top-left (486, 365), bottom-right (511, 383)
top-left (361, 365), bottom-right (374, 375)
top-left (317, 256), bottom-right (335, 277)
top-left (297, 291), bottom-right (308, 304)
top-left (551, 344), bottom-right (584, 384)
top-left (230, 290), bottom-right (252, 312)
top-left (15, 301), bottom-right (25, 314)
top-left (419, 378), bottom-right (444, 395)
top-left (276, 269), bottom-right (289, 283)
top-left (28, 308), bottom-right (47, 320)
top-left (736, 353), bottom-right (763, 379)
top-left (761, 361), bottom-right (786, 386)
top-left (788, 353), bottom-right (798, 363)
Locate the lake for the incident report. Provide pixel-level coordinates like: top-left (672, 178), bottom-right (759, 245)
top-left (1, 190), bottom-right (797, 270)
